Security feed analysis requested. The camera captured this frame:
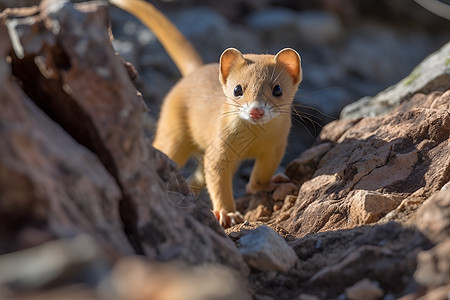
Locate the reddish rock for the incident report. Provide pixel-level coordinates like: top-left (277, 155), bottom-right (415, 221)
top-left (248, 221), bottom-right (429, 298)
top-left (238, 193), bottom-right (275, 223)
top-left (275, 90), bottom-right (450, 237)
top-left (236, 179), bottom-right (299, 223)
top-left (415, 188), bottom-right (450, 243)
top-left (235, 91), bottom-right (449, 299)
top-left (272, 182), bottom-right (298, 202)
top-left (413, 189), bottom-right (450, 297)
top-left (0, 15), bottom-right (130, 255)
top-left (414, 239), bottom-right (450, 289)
top-left (347, 191), bottom-right (403, 225)
top-left (345, 278), bottom-right (384, 300)
top-left (285, 142), bottom-right (334, 186)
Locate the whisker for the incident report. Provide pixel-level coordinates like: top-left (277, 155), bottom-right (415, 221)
top-left (291, 103), bottom-right (336, 121)
top-left (272, 100), bottom-right (332, 126)
top-left (290, 116), bottom-right (317, 139)
top-left (221, 110), bottom-right (240, 116)
top-left (291, 107), bottom-right (323, 135)
top-left (293, 110), bottom-right (324, 122)
top-left (212, 87), bottom-right (244, 108)
top-left (227, 103), bottom-right (242, 108)
top-left (269, 64), bottom-right (277, 83)
top-left (272, 65), bottom-right (286, 84)
top-left (219, 112), bottom-right (240, 121)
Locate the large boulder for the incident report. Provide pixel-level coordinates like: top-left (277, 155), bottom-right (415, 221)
top-left (239, 89), bottom-right (450, 237)
top-left (0, 0), bottom-right (248, 278)
top-left (277, 90), bottom-right (450, 236)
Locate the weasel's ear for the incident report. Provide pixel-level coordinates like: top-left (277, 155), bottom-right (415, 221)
top-left (275, 48), bottom-right (302, 85)
top-left (219, 48), bottom-right (244, 85)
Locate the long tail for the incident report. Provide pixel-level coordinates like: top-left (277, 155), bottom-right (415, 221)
top-left (110, 0), bottom-right (203, 76)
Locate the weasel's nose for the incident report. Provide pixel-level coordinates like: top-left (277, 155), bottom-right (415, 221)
top-left (250, 107), bottom-right (265, 120)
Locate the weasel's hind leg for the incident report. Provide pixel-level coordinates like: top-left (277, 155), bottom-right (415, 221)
top-left (186, 156), bottom-right (206, 194)
top-left (152, 93), bottom-right (195, 167)
top-left (153, 135), bottom-right (195, 167)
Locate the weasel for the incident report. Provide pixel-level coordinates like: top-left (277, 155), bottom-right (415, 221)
top-left (110, 0), bottom-right (303, 227)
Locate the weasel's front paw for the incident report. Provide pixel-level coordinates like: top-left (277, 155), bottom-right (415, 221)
top-left (271, 173), bottom-right (290, 184)
top-left (246, 182), bottom-right (272, 194)
top-left (246, 173), bottom-right (291, 194)
top-left (213, 209), bottom-right (244, 228)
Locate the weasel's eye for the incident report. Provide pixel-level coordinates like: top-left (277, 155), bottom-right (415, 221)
top-left (272, 85), bottom-right (282, 97)
top-left (234, 85), bottom-right (243, 97)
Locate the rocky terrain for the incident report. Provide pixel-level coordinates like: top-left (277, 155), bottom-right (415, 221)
top-left (0, 1), bottom-right (449, 300)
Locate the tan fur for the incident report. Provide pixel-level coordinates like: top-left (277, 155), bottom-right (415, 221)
top-left (111, 0), bottom-right (303, 224)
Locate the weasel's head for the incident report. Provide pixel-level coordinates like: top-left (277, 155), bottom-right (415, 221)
top-left (219, 48), bottom-right (302, 125)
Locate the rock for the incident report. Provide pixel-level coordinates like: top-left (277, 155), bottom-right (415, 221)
top-left (275, 90), bottom-right (450, 237)
top-left (416, 284), bottom-right (450, 300)
top-left (238, 225), bottom-right (298, 272)
top-left (0, 7), bottom-right (131, 255)
top-left (411, 189), bottom-right (450, 298)
top-left (240, 193), bottom-right (275, 223)
top-left (416, 188), bottom-right (450, 243)
top-left (245, 221), bottom-right (430, 299)
top-left (272, 201), bottom-right (283, 212)
top-left (0, 236), bottom-right (112, 293)
top-left (285, 142), bottom-right (334, 186)
top-left (105, 257), bottom-right (251, 300)
top-left (301, 222), bottom-right (426, 295)
top-left (414, 239), bottom-right (450, 289)
top-left (238, 179), bottom-right (299, 221)
top-left (0, 0), bottom-right (248, 276)
top-left (272, 183), bottom-right (298, 202)
top-left (232, 81), bottom-right (449, 299)
top-left (348, 191), bottom-right (403, 225)
top-left (0, 0), bottom-right (39, 10)
top-left (0, 238), bottom-right (251, 300)
top-left (245, 204), bottom-right (272, 222)
top-left (341, 40), bottom-right (450, 119)
top-left (345, 278), bottom-right (384, 300)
